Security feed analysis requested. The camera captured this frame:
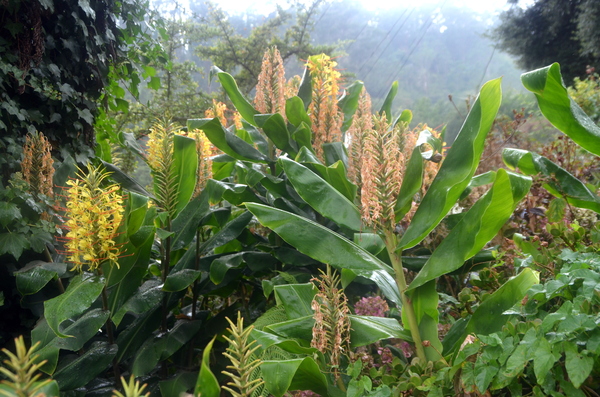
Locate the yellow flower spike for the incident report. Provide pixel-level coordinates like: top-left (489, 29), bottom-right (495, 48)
top-left (307, 54), bottom-right (343, 162)
top-left (58, 164), bottom-right (125, 272)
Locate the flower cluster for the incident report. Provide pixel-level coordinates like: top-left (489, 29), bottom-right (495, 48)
top-left (188, 129), bottom-right (213, 197)
top-left (354, 295), bottom-right (389, 317)
top-left (59, 164), bottom-right (124, 272)
top-left (205, 99), bottom-right (228, 127)
top-left (21, 131), bottom-right (54, 198)
top-left (307, 54), bottom-right (343, 161)
top-left (254, 46), bottom-right (286, 118)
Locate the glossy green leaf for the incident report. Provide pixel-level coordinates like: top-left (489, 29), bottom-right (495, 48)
top-left (353, 233), bottom-right (386, 256)
top-left (195, 336), bottom-right (220, 397)
top-left (448, 268), bottom-right (539, 355)
top-left (44, 274), bottom-right (104, 338)
top-left (273, 283), bottom-right (316, 319)
top-left (15, 262), bottom-right (66, 296)
top-left (394, 109), bottom-right (413, 127)
top-left (115, 308), bottom-right (162, 362)
top-left (0, 232), bottom-right (28, 260)
top-left (250, 329), bottom-right (317, 355)
top-left (164, 269), bottom-right (203, 291)
top-left (338, 80), bottom-right (364, 132)
top-left (209, 253), bottom-right (244, 284)
top-left (199, 210), bottom-right (253, 254)
top-left (404, 280), bottom-right (442, 361)
top-left (349, 315), bottom-right (408, 347)
top-left (0, 202), bottom-right (20, 228)
top-left (395, 145), bottom-right (424, 222)
top-left (245, 203), bottom-right (401, 305)
top-left (291, 123), bottom-right (313, 151)
top-left (398, 78), bottom-right (502, 250)
top-left (37, 380), bottom-right (59, 397)
top-left (256, 113), bottom-right (297, 156)
top-left (503, 148), bottom-right (600, 212)
top-left (322, 142), bottom-right (348, 167)
top-left (111, 280), bottom-right (162, 326)
top-left (261, 357), bottom-right (328, 397)
top-left (408, 170), bottom-right (531, 291)
top-left (297, 66), bottom-right (312, 109)
top-left (188, 118), bottom-right (269, 163)
top-left (133, 320), bottom-right (203, 376)
top-left (33, 309), bottom-right (109, 374)
top-left (172, 134), bottom-right (199, 217)
top-left (159, 372), bottom-right (198, 397)
top-left (207, 179), bottom-right (263, 205)
top-left (379, 81), bottom-right (398, 123)
top-left (243, 119), bottom-right (269, 154)
top-left (280, 157), bottom-right (361, 230)
top-left (171, 187), bottom-right (211, 250)
top-left (101, 160), bottom-right (154, 199)
top-left (210, 66), bottom-right (259, 125)
top-left (126, 192), bottom-right (149, 237)
top-left (564, 341), bottom-right (593, 389)
top-left (286, 96), bottom-right (311, 127)
top-left (521, 63), bottom-right (600, 156)
top-left (53, 341), bottom-right (117, 390)
top-left (325, 161), bottom-right (357, 202)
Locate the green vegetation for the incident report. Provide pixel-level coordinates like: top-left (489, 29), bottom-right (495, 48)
top-left (2, 0), bottom-right (600, 396)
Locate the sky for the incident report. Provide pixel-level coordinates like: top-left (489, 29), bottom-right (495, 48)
top-left (217, 0), bottom-right (522, 15)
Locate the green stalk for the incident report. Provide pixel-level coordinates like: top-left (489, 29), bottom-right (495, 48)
top-left (384, 230), bottom-right (426, 362)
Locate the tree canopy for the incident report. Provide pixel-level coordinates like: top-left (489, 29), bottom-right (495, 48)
top-left (493, 0), bottom-right (600, 84)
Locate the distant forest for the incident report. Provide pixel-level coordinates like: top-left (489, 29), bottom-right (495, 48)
top-left (157, 0), bottom-right (529, 140)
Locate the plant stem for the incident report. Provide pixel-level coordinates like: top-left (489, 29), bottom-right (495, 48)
top-left (160, 217), bottom-right (172, 379)
top-left (101, 283), bottom-right (121, 382)
top-left (383, 231), bottom-right (427, 362)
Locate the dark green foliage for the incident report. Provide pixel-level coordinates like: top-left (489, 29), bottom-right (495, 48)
top-left (493, 0), bottom-right (599, 83)
top-left (0, 0), bottom-right (163, 178)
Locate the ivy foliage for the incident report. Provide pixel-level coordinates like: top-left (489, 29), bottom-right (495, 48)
top-left (0, 0), bottom-right (164, 179)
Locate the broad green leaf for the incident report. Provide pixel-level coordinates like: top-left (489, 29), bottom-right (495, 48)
top-left (533, 337), bottom-right (559, 384)
top-left (262, 357), bottom-right (328, 397)
top-left (255, 113), bottom-right (297, 156)
top-left (159, 372), bottom-right (198, 397)
top-left (188, 118), bottom-right (269, 163)
top-left (207, 179), bottom-right (263, 205)
top-left (394, 109), bottom-right (413, 127)
top-left (503, 148), bottom-right (600, 212)
top-left (112, 280), bottom-right (163, 326)
top-left (353, 233), bottom-right (386, 256)
top-left (101, 160), bottom-right (154, 198)
top-left (448, 268), bottom-right (539, 355)
top-left (133, 320), bottom-right (203, 376)
top-left (210, 66), bottom-right (259, 125)
top-left (171, 187), bottom-right (211, 250)
top-left (195, 336), bottom-right (220, 397)
top-left (243, 119), bottom-right (269, 154)
top-left (564, 341), bottom-right (593, 389)
top-left (0, 201), bottom-right (21, 228)
top-left (286, 96), bottom-right (311, 127)
top-left (0, 232), bottom-right (28, 260)
top-left (273, 283), bottom-right (316, 319)
top-left (44, 274), bottom-right (104, 338)
top-left (349, 315), bottom-right (408, 347)
top-left (297, 66), bottom-right (312, 109)
top-left (322, 142), bottom-right (348, 168)
top-left (37, 381), bottom-right (59, 397)
top-left (209, 253), bottom-right (243, 284)
top-left (326, 161), bottom-right (357, 201)
top-left (338, 81), bottom-right (364, 132)
top-left (15, 262), bottom-right (66, 295)
top-left (292, 123), bottom-right (313, 151)
top-left (33, 310), bottom-right (109, 374)
top-left (404, 281), bottom-right (442, 361)
top-left (250, 329), bottom-right (317, 355)
top-left (521, 63), bottom-right (600, 156)
top-left (198, 210), bottom-right (253, 254)
top-left (165, 269), bottom-right (203, 291)
top-left (395, 131), bottom-right (433, 221)
top-left (379, 81), bottom-right (398, 123)
top-left (245, 203), bottom-right (401, 305)
top-left (126, 192), bottom-right (149, 237)
top-left (172, 134), bottom-right (199, 217)
top-left (53, 342), bottom-right (117, 391)
top-left (474, 356), bottom-right (499, 393)
top-left (279, 157), bottom-right (361, 230)
top-left (408, 170), bottom-right (531, 290)
top-left (398, 78), bottom-right (502, 250)
top-left (115, 308), bottom-right (162, 362)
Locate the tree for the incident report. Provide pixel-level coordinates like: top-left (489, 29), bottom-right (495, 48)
top-left (492, 0), bottom-right (599, 84)
top-left (194, 0), bottom-right (334, 94)
top-left (0, 0), bottom-right (163, 179)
